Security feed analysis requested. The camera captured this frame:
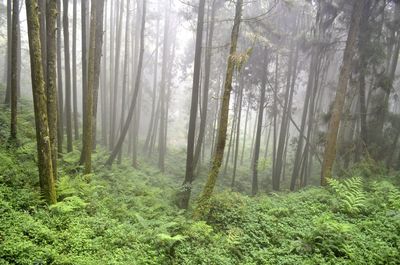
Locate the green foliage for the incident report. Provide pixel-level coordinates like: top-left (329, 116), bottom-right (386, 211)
top-left (328, 177), bottom-right (366, 215)
top-left (1, 100), bottom-right (400, 264)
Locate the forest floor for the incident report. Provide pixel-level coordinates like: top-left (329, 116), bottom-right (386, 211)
top-left (1, 99), bottom-right (400, 264)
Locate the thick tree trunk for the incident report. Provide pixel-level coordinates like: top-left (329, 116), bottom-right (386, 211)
top-left (25, 0), bottom-right (56, 204)
top-left (321, 0), bottom-right (364, 186)
top-left (194, 0), bottom-right (243, 219)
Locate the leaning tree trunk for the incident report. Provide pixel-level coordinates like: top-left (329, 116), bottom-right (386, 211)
top-left (25, 0), bottom-right (56, 204)
top-left (194, 0), bottom-right (243, 219)
top-left (321, 0), bottom-right (364, 186)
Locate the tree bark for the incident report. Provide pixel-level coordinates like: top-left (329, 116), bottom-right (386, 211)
top-left (63, 0), bottom-right (73, 152)
top-left (194, 0), bottom-right (243, 219)
top-left (321, 0), bottom-right (364, 186)
top-left (25, 0), bottom-right (57, 204)
top-left (10, 0), bottom-right (19, 141)
top-left (46, 0), bottom-right (58, 180)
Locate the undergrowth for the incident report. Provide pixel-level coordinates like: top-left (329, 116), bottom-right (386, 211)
top-left (0, 98), bottom-right (400, 264)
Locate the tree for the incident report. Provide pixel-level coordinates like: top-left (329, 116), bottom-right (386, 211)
top-left (25, 0), bottom-right (56, 204)
top-left (63, 0), bottom-right (73, 152)
top-left (179, 0), bottom-right (206, 209)
top-left (10, 0), bottom-right (19, 141)
top-left (46, 0), bottom-right (58, 179)
top-left (194, 0), bottom-right (243, 218)
top-left (321, 0), bottom-right (365, 186)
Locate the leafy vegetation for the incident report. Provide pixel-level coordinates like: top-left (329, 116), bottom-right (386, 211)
top-left (1, 100), bottom-right (400, 264)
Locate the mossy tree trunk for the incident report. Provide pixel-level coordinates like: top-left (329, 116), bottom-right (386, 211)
top-left (194, 0), bottom-right (243, 219)
top-left (25, 0), bottom-right (56, 204)
top-left (46, 0), bottom-right (58, 180)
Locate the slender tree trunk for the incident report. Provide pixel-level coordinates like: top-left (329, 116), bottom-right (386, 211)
top-left (100, 1), bottom-right (108, 147)
top-left (231, 76), bottom-right (244, 189)
top-left (72, 0), bottom-right (79, 140)
top-left (46, 0), bottom-right (58, 180)
top-left (92, 0), bottom-right (106, 150)
top-left (158, 1), bottom-right (171, 172)
top-left (38, 0), bottom-right (47, 79)
top-left (105, 0), bottom-right (146, 166)
top-left (110, 0), bottom-right (124, 150)
top-left (179, 0), bottom-right (206, 209)
top-left (252, 66), bottom-right (267, 196)
top-left (321, 0), bottom-right (364, 185)
top-left (56, 0), bottom-right (63, 154)
top-left (25, 0), bottom-right (56, 204)
top-left (144, 18), bottom-right (160, 152)
top-left (193, 0), bottom-right (217, 172)
top-left (4, 0), bottom-right (12, 105)
top-left (63, 0), bottom-right (73, 152)
top-left (10, 0), bottom-right (19, 141)
top-left (240, 100), bottom-right (250, 165)
top-left (132, 0), bottom-right (142, 167)
top-left (195, 0), bottom-right (243, 218)
top-left (81, 0), bottom-right (87, 141)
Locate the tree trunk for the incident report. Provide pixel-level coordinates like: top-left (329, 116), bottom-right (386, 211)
top-left (194, 0), bottom-right (243, 219)
top-left (92, 0), bottom-right (106, 150)
top-left (252, 65), bottom-right (267, 196)
top-left (10, 0), bottom-right (19, 141)
top-left (4, 0), bottom-right (11, 105)
top-left (179, 0), bottom-right (206, 209)
top-left (46, 0), bottom-right (58, 180)
top-left (231, 76), bottom-right (244, 189)
top-left (72, 0), bottom-right (79, 140)
top-left (109, 0), bottom-right (124, 150)
top-left (56, 0), bottom-right (63, 154)
top-left (63, 0), bottom-right (73, 152)
top-left (321, 0), bottom-right (364, 186)
top-left (25, 0), bottom-right (57, 204)
top-left (144, 18), bottom-right (160, 152)
top-left (158, 1), bottom-right (171, 172)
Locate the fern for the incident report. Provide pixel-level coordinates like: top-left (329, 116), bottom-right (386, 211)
top-left (328, 177), bottom-right (366, 215)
